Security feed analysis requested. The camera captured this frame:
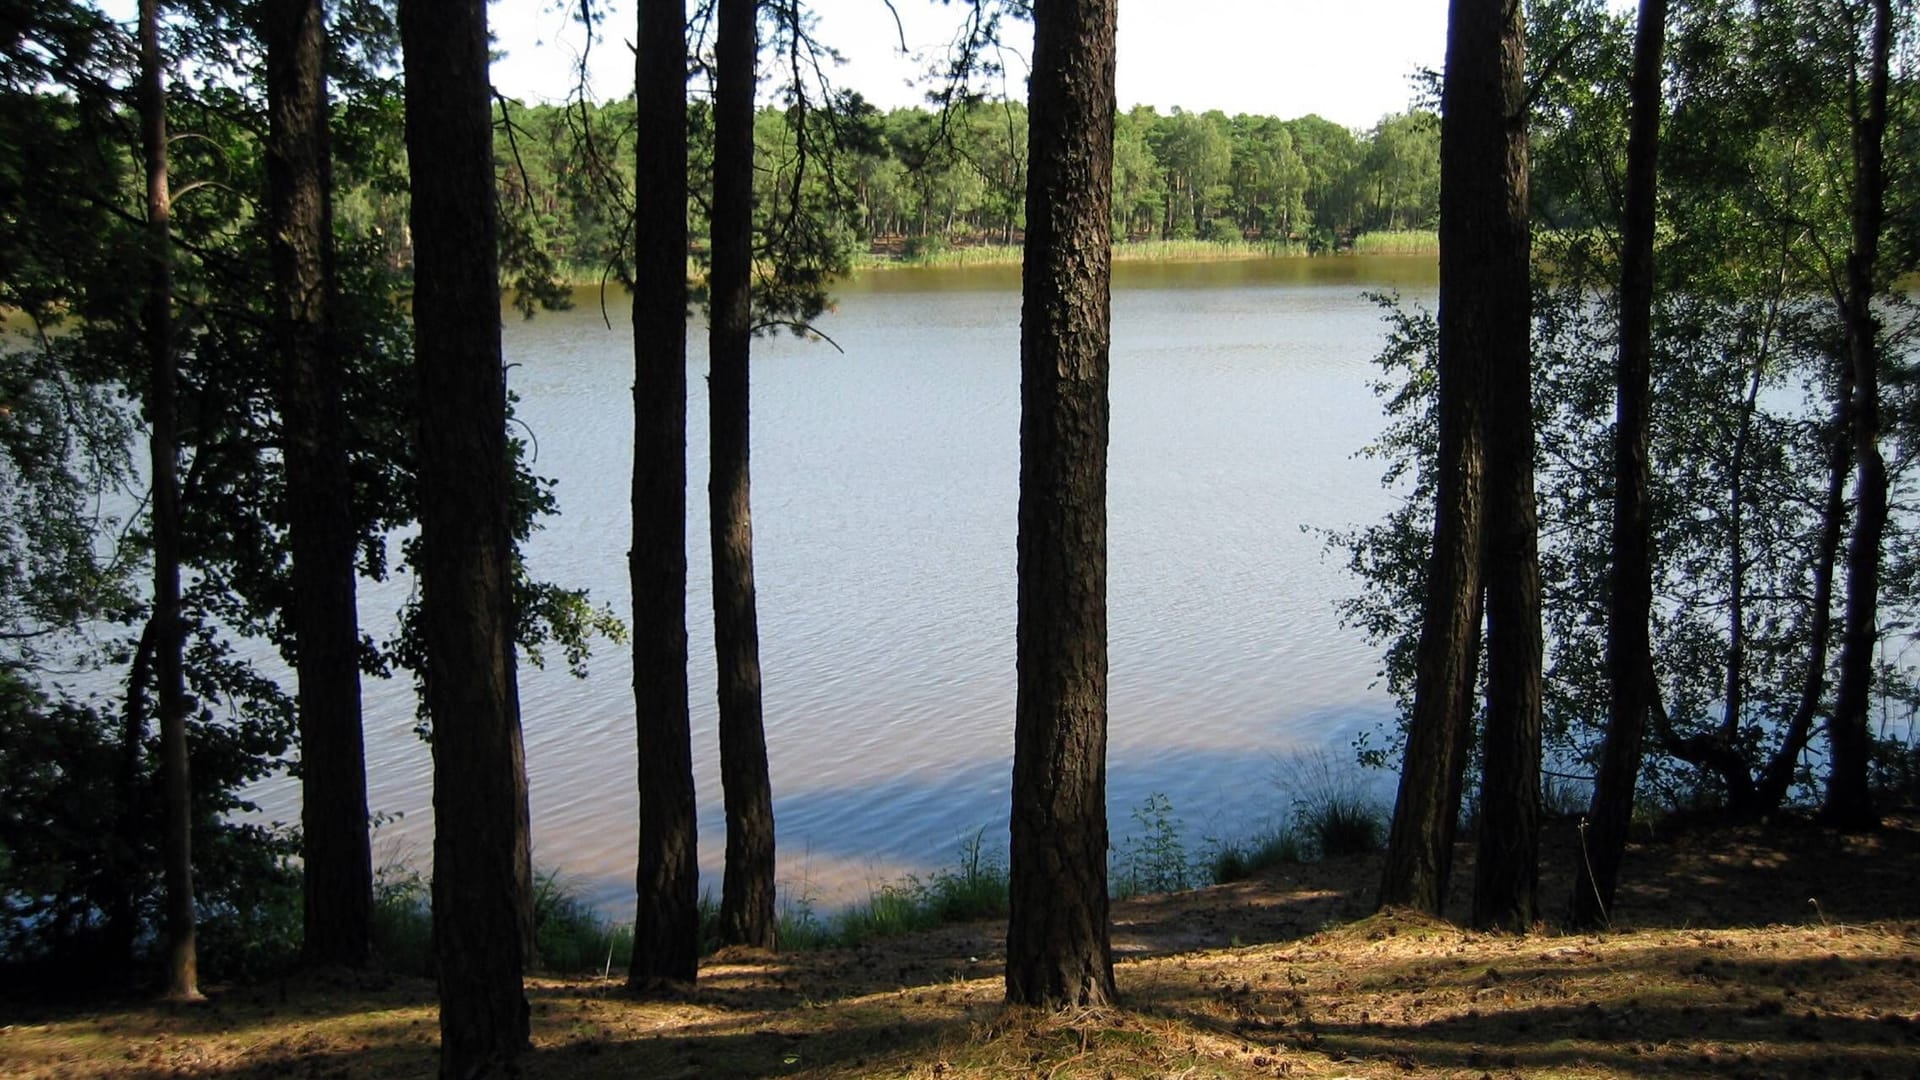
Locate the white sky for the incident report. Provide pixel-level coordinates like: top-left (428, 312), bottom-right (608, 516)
top-left (487, 0), bottom-right (1449, 131)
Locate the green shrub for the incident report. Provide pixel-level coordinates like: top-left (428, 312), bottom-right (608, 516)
top-left (901, 233), bottom-right (951, 261)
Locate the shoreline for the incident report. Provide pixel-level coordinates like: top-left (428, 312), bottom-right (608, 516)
top-left (852, 232), bottom-right (1440, 272)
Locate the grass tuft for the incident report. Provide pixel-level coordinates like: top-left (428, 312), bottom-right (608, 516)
top-left (777, 831), bottom-right (1011, 950)
top-left (1209, 825), bottom-right (1309, 883)
top-left (1278, 748), bottom-right (1388, 860)
top-left (369, 859), bottom-right (433, 976)
top-left (369, 862), bottom-right (634, 977)
top-left (532, 871), bottom-right (631, 975)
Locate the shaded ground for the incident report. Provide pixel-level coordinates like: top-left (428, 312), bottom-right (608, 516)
top-left (5, 811), bottom-right (1918, 1079)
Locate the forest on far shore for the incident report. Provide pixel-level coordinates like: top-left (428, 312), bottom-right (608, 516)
top-left (338, 97), bottom-right (1443, 281)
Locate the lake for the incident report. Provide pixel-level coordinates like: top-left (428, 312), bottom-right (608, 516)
top-left (249, 255), bottom-right (1440, 915)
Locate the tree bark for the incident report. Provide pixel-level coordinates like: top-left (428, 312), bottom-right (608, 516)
top-left (710, 0), bottom-right (777, 949)
top-left (1005, 0), bottom-right (1118, 1010)
top-left (1825, 0), bottom-right (1892, 832)
top-left (264, 0), bottom-right (371, 969)
top-left (1755, 401), bottom-right (1849, 811)
top-left (1378, 0), bottom-right (1507, 917)
top-left (139, 0), bottom-right (201, 1004)
top-left (1570, 0), bottom-right (1666, 931)
top-left (399, 0), bottom-right (533, 1072)
top-left (629, 0), bottom-right (700, 986)
top-left (1470, 0), bottom-right (1539, 935)
top-left (109, 618), bottom-right (160, 973)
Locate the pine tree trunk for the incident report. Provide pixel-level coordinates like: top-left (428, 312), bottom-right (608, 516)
top-left (1825, 0), bottom-right (1892, 832)
top-left (1005, 0), bottom-right (1118, 1011)
top-left (1570, 0), bottom-right (1673, 914)
top-left (1570, 0), bottom-right (1666, 930)
top-left (630, 0), bottom-right (700, 985)
top-left (1471, 0), bottom-right (1539, 935)
top-left (140, 0), bottom-right (201, 1004)
top-left (399, 0), bottom-right (533, 1071)
top-left (109, 620), bottom-right (159, 974)
top-left (265, 0), bottom-right (372, 968)
top-left (1378, 0), bottom-right (1507, 918)
top-left (710, 0), bottom-right (777, 949)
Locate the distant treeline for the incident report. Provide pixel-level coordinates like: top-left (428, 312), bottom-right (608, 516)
top-left (337, 99), bottom-right (1441, 278)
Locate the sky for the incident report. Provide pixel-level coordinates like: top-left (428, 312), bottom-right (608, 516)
top-left (487, 0), bottom-right (1450, 131)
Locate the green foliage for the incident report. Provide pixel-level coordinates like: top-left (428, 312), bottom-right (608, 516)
top-left (0, 662), bottom-right (303, 984)
top-left (1334, 0), bottom-right (1920, 816)
top-left (405, 94), bottom-right (1440, 283)
top-left (901, 233), bottom-right (952, 261)
top-left (0, 0), bottom-right (624, 988)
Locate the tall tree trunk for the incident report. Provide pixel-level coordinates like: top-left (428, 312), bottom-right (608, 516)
top-left (139, 0), bottom-right (200, 1004)
top-left (1005, 0), bottom-right (1118, 1010)
top-left (399, 0), bottom-right (533, 1072)
top-left (108, 619), bottom-right (159, 973)
top-left (265, 0), bottom-right (371, 969)
top-left (1570, 0), bottom-right (1666, 930)
top-left (629, 0), bottom-right (700, 986)
top-left (1470, 0), bottom-right (1538, 935)
top-left (710, 0), bottom-right (777, 950)
top-left (1756, 397), bottom-right (1850, 810)
top-left (1825, 0), bottom-right (1892, 832)
top-left (1377, 0), bottom-right (1505, 917)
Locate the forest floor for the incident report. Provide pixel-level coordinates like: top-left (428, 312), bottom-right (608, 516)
top-left (5, 809), bottom-right (1918, 1080)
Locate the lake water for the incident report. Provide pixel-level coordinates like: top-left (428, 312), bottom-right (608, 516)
top-left (250, 255), bottom-right (1439, 915)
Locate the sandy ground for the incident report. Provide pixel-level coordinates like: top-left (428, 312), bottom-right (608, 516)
top-left (4, 810), bottom-right (1917, 1079)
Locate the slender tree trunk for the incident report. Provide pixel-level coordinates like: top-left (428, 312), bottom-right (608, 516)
top-left (1717, 365), bottom-right (1761, 798)
top-left (108, 618), bottom-right (159, 973)
top-left (710, 0), bottom-right (777, 949)
top-left (1378, 0), bottom-right (1506, 917)
top-left (1470, 0), bottom-right (1537, 935)
top-left (1005, 0), bottom-right (1118, 1010)
top-left (265, 0), bottom-right (371, 969)
top-left (629, 0), bottom-right (700, 986)
top-left (399, 0), bottom-right (533, 1072)
top-left (1756, 401), bottom-right (1850, 810)
top-left (1570, 0), bottom-right (1666, 930)
top-left (139, 0), bottom-right (200, 1004)
top-left (1825, 0), bottom-right (1892, 832)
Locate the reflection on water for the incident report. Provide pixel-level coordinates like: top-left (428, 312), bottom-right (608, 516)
top-left (248, 257), bottom-right (1437, 913)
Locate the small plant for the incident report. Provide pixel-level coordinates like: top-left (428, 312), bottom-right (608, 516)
top-left (922, 828), bottom-right (1010, 922)
top-left (1112, 792), bottom-right (1192, 897)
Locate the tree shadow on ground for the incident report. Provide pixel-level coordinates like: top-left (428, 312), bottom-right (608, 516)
top-left (1130, 918), bottom-right (1920, 1080)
